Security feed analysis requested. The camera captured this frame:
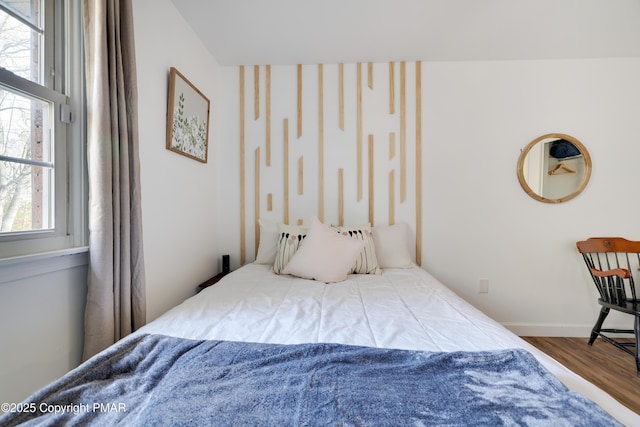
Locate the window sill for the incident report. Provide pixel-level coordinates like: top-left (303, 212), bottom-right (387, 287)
top-left (0, 246), bottom-right (89, 284)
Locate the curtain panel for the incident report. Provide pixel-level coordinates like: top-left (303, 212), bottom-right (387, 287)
top-left (82, 0), bottom-right (146, 360)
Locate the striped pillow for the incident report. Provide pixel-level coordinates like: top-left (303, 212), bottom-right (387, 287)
top-left (333, 225), bottom-right (381, 275)
top-left (273, 223), bottom-right (308, 274)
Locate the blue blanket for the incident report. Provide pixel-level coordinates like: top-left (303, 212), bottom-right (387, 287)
top-left (0, 334), bottom-right (620, 426)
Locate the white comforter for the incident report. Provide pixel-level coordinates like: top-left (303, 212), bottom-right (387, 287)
top-left (139, 264), bottom-right (639, 425)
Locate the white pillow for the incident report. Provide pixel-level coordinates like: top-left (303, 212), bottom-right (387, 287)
top-left (255, 219), bottom-right (278, 265)
top-left (283, 217), bottom-right (366, 283)
top-left (372, 223), bottom-right (414, 268)
top-left (273, 223), bottom-right (308, 274)
top-left (333, 224), bottom-right (381, 275)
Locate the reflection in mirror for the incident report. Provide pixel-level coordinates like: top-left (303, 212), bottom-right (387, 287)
top-left (517, 133), bottom-right (592, 204)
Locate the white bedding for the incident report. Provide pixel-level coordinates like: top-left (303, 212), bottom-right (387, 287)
top-left (138, 264), bottom-right (639, 425)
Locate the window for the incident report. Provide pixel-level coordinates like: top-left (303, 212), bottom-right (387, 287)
top-left (0, 0), bottom-right (85, 258)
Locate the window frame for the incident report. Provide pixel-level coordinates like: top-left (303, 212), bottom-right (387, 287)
top-left (0, 0), bottom-right (87, 260)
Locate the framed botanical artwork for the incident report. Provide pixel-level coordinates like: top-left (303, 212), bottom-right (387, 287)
top-left (166, 67), bottom-right (211, 163)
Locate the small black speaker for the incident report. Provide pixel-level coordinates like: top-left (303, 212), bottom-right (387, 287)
top-left (222, 254), bottom-right (230, 273)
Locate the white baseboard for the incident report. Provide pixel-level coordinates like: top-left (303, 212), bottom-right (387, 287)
top-left (502, 323), bottom-right (592, 337)
top-left (504, 323), bottom-right (635, 338)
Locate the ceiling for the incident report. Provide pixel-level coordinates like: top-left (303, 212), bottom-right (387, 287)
top-left (170, 0), bottom-right (640, 66)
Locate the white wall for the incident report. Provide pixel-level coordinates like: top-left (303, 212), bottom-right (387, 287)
top-left (218, 58), bottom-right (640, 336)
top-left (421, 58), bottom-right (640, 334)
top-left (0, 258), bottom-right (87, 406)
top-left (133, 0), bottom-right (224, 321)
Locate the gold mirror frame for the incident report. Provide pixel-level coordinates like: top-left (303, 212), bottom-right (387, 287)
top-left (517, 133), bottom-right (592, 204)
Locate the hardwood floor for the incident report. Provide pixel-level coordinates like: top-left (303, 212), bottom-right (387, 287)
top-left (522, 336), bottom-right (640, 415)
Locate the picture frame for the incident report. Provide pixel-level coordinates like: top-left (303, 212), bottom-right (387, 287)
top-left (166, 67), bottom-right (211, 163)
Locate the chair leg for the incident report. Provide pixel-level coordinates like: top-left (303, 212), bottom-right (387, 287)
top-left (635, 315), bottom-right (640, 377)
top-left (589, 307), bottom-right (610, 345)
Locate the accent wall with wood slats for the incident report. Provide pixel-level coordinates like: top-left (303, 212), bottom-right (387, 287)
top-left (238, 62), bottom-right (423, 266)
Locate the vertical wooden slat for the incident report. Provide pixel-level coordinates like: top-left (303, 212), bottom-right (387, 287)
top-left (284, 118), bottom-right (289, 224)
top-left (368, 134), bottom-right (374, 226)
top-left (415, 61), bottom-right (423, 266)
top-left (338, 168), bottom-right (344, 226)
top-left (298, 156), bottom-right (304, 195)
top-left (254, 147), bottom-right (260, 257)
top-left (318, 64), bottom-right (325, 222)
top-left (389, 132), bottom-right (395, 159)
top-left (267, 193), bottom-right (273, 211)
top-left (389, 170), bottom-right (395, 225)
top-left (266, 65), bottom-right (271, 166)
top-left (368, 62), bottom-right (373, 89)
top-left (239, 66), bottom-right (246, 264)
top-left (400, 61), bottom-right (406, 202)
top-left (297, 64), bottom-right (302, 138)
top-left (339, 63), bottom-right (344, 130)
top-left (254, 65), bottom-right (259, 120)
top-left (389, 62), bottom-right (395, 114)
top-left (357, 62), bottom-right (363, 201)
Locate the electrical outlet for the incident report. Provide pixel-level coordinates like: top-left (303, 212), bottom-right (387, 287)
top-left (479, 279), bottom-right (489, 293)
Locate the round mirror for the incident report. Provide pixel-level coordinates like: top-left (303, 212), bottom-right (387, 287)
top-left (517, 133), bottom-right (592, 203)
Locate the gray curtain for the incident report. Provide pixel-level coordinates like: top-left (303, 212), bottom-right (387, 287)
top-left (82, 0), bottom-right (146, 360)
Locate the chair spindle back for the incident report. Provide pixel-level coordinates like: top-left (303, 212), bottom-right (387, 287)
top-left (576, 238), bottom-right (640, 306)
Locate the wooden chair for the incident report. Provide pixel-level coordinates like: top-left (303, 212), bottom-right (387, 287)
top-left (576, 237), bottom-right (640, 376)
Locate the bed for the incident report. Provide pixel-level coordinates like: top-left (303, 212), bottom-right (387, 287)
top-left (1, 219), bottom-right (638, 426)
